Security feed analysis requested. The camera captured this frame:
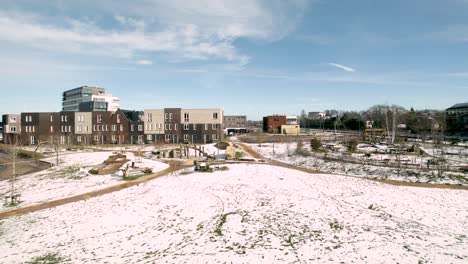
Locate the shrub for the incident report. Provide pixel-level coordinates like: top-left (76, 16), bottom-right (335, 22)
top-left (310, 138), bottom-right (322, 152)
top-left (346, 139), bottom-right (358, 153)
top-left (26, 253), bottom-right (66, 264)
top-left (295, 140), bottom-right (310, 156)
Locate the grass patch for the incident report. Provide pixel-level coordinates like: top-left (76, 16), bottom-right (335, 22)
top-left (26, 253), bottom-right (66, 264)
top-left (216, 166), bottom-right (229, 171)
top-left (61, 166), bottom-right (82, 180)
top-left (18, 149), bottom-right (45, 159)
top-left (329, 219), bottom-right (344, 232)
top-left (122, 173), bottom-right (149, 181)
top-left (214, 212), bottom-right (236, 236)
top-left (235, 151), bottom-right (245, 159)
top-left (3, 200), bottom-right (23, 208)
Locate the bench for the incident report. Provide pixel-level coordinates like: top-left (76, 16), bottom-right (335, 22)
top-left (4, 193), bottom-right (21, 204)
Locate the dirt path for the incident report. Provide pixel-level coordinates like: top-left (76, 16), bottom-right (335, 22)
top-left (0, 161), bottom-right (191, 220)
top-left (236, 143), bottom-right (468, 191)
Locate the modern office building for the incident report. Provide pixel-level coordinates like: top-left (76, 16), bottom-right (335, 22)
top-left (62, 86), bottom-right (120, 112)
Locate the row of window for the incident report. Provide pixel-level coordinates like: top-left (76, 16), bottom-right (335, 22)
top-left (162, 134), bottom-right (218, 141)
top-left (25, 126), bottom-right (35, 133)
top-left (93, 124), bottom-right (125, 132)
top-left (160, 112), bottom-right (219, 122)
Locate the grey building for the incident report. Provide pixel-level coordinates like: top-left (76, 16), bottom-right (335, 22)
top-left (62, 86), bottom-right (106, 111)
top-left (224, 115), bottom-right (247, 134)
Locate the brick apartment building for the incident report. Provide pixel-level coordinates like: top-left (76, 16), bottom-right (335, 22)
top-left (145, 108), bottom-right (224, 144)
top-left (5, 108), bottom-right (223, 146)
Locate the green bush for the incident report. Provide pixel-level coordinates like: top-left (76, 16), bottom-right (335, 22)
top-left (26, 253), bottom-right (66, 264)
top-left (310, 138), bottom-right (322, 152)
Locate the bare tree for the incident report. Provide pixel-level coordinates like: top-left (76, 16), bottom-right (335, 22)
top-left (6, 135), bottom-right (22, 204)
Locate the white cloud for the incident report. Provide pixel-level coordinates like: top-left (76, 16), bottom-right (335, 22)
top-left (137, 60), bottom-right (152, 65)
top-left (0, 0), bottom-right (308, 65)
top-left (328, 63), bottom-right (356, 73)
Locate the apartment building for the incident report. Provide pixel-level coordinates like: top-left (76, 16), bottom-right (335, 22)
top-left (2, 114), bottom-right (22, 144)
top-left (74, 112), bottom-right (92, 145)
top-left (122, 110), bottom-right (144, 144)
top-left (179, 109), bottom-right (223, 144)
top-left (144, 109), bottom-right (165, 144)
top-left (7, 108), bottom-right (223, 146)
top-left (144, 108), bottom-right (224, 144)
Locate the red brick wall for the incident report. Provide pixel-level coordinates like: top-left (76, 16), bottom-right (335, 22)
top-left (263, 115), bottom-right (286, 133)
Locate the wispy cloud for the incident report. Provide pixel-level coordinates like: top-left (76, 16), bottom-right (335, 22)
top-left (328, 63), bottom-right (356, 72)
top-left (447, 72), bottom-right (468, 77)
top-left (136, 60), bottom-right (153, 65)
top-left (0, 0), bottom-right (309, 65)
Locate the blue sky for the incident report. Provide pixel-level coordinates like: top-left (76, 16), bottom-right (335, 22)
top-left (0, 0), bottom-right (468, 120)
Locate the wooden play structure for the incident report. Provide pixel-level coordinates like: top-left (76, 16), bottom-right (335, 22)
top-left (89, 154), bottom-right (128, 175)
top-left (363, 128), bottom-right (387, 143)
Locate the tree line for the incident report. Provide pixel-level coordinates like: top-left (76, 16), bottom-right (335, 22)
top-left (299, 105), bottom-right (453, 136)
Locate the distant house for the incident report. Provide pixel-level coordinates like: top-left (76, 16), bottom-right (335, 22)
top-left (286, 116), bottom-right (299, 125)
top-left (446, 102), bottom-right (468, 134)
top-left (263, 115), bottom-right (286, 133)
top-left (280, 125), bottom-right (300, 135)
top-left (308, 112), bottom-right (325, 120)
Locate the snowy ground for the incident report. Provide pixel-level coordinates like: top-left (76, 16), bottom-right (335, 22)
top-left (0, 151), bottom-right (168, 212)
top-left (249, 142), bottom-right (468, 185)
top-left (0, 164), bottom-right (466, 263)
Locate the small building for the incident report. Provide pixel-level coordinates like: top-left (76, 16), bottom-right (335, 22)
top-left (286, 116), bottom-right (299, 125)
top-left (447, 102), bottom-right (468, 134)
top-left (308, 112), bottom-right (325, 120)
top-left (224, 115), bottom-right (247, 134)
top-left (280, 124), bottom-right (300, 135)
top-left (263, 115), bottom-right (286, 133)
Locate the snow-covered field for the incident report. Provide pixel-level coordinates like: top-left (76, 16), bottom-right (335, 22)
top-left (0, 151), bottom-right (168, 212)
top-left (0, 164), bottom-right (466, 263)
top-left (249, 142), bottom-right (468, 185)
